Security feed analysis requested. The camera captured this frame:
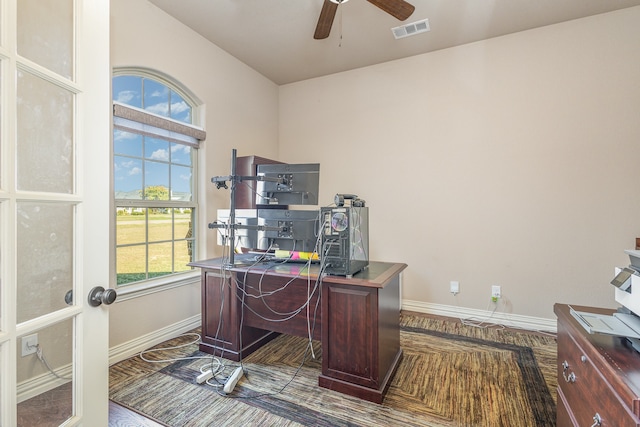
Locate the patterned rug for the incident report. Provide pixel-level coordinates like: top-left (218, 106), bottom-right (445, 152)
top-left (109, 313), bottom-right (557, 427)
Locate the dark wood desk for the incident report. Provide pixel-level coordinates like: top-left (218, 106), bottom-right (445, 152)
top-left (190, 257), bottom-right (407, 403)
top-left (555, 303), bottom-right (640, 426)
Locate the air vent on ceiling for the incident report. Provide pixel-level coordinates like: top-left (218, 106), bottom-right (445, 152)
top-left (391, 18), bottom-right (430, 40)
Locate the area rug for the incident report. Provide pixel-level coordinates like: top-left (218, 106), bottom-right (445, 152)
top-left (109, 313), bottom-right (557, 427)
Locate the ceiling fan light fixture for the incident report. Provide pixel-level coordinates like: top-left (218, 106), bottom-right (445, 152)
top-left (329, 0), bottom-right (349, 3)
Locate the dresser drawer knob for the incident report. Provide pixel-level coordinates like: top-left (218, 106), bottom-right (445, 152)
top-left (590, 412), bottom-right (602, 427)
top-left (561, 360), bottom-right (577, 383)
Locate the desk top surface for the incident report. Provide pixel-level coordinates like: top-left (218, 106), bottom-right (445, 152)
top-left (190, 256), bottom-right (407, 289)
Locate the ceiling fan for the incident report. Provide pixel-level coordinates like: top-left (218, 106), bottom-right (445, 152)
top-left (314, 0), bottom-right (415, 40)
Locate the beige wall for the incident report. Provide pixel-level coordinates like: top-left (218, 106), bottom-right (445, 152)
top-left (278, 7), bottom-right (640, 320)
top-left (109, 1), bottom-right (640, 346)
top-left (109, 0), bottom-right (279, 348)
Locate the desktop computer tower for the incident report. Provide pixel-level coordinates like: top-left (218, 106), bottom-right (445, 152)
top-left (321, 206), bottom-right (369, 276)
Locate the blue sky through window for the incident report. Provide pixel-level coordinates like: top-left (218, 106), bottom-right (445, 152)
top-left (114, 155), bottom-right (142, 199)
top-left (170, 91), bottom-right (191, 122)
top-left (113, 75), bottom-right (192, 123)
top-left (113, 75), bottom-right (194, 202)
top-left (143, 79), bottom-right (169, 117)
top-left (113, 75), bottom-right (142, 108)
top-left (114, 135), bottom-right (192, 201)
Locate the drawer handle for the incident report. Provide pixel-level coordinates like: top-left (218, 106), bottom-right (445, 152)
top-left (561, 360), bottom-right (576, 383)
top-left (591, 413), bottom-right (602, 427)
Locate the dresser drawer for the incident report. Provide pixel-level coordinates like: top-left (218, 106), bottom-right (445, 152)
top-left (557, 386), bottom-right (577, 427)
top-left (557, 325), bottom-right (638, 427)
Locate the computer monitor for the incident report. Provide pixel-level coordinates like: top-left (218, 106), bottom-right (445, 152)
top-left (255, 163), bottom-right (320, 206)
top-left (256, 209), bottom-right (320, 252)
top-left (215, 209), bottom-right (258, 250)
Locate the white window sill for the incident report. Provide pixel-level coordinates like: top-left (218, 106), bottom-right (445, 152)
top-left (115, 270), bottom-right (200, 302)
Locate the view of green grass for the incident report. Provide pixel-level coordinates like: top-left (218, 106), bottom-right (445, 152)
top-left (116, 212), bottom-right (193, 285)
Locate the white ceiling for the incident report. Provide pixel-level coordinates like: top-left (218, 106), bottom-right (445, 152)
top-left (148, 0), bottom-right (640, 85)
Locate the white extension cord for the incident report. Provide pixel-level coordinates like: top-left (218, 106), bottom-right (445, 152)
top-left (223, 367), bottom-right (243, 393)
top-left (196, 369), bottom-right (215, 384)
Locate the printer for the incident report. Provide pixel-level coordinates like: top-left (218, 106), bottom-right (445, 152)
top-left (570, 249), bottom-right (640, 350)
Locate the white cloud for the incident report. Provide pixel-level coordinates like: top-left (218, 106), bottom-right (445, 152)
top-left (171, 144), bottom-right (190, 154)
top-left (171, 101), bottom-right (190, 114)
top-left (150, 149), bottom-right (169, 161)
top-left (151, 88), bottom-right (168, 98)
top-left (116, 90), bottom-right (137, 104)
top-left (145, 103), bottom-right (169, 117)
top-left (117, 160), bottom-right (141, 176)
top-left (114, 129), bottom-right (139, 142)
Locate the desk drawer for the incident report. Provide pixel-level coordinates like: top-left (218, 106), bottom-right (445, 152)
top-left (557, 326), bottom-right (638, 427)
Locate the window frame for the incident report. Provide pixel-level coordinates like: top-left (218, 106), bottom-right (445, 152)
top-left (111, 69), bottom-right (205, 299)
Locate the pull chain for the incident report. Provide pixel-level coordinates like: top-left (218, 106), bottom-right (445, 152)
top-left (338, 5), bottom-right (344, 47)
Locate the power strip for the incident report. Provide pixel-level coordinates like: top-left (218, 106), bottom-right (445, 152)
top-left (223, 367), bottom-right (243, 393)
top-left (196, 370), bottom-right (214, 384)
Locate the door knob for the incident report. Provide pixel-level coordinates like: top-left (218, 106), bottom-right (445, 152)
top-left (65, 289), bottom-right (73, 305)
top-left (88, 286), bottom-right (117, 307)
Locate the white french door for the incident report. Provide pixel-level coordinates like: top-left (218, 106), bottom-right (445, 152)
top-left (0, 1), bottom-right (111, 426)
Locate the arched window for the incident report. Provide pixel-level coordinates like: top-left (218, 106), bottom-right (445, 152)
top-left (112, 70), bottom-right (205, 287)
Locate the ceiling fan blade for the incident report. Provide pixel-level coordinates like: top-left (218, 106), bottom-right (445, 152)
top-left (366, 0), bottom-right (415, 21)
top-left (314, 0), bottom-right (338, 39)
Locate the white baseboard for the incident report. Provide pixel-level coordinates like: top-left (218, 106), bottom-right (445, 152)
top-left (402, 299), bottom-right (557, 333)
top-left (109, 314), bottom-right (201, 366)
top-left (17, 366), bottom-right (72, 404)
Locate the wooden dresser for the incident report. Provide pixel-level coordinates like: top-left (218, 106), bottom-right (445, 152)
top-left (555, 304), bottom-right (640, 426)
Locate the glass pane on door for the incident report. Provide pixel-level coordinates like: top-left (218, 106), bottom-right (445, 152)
top-left (0, 65), bottom-right (2, 189)
top-left (16, 69), bottom-right (74, 194)
top-left (17, 0), bottom-right (73, 79)
top-left (0, 206), bottom-right (2, 326)
top-left (16, 202), bottom-right (73, 324)
top-left (0, 346), bottom-right (3, 414)
top-left (16, 319), bottom-right (73, 426)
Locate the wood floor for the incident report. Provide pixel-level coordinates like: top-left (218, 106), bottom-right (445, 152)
top-left (108, 401), bottom-right (165, 427)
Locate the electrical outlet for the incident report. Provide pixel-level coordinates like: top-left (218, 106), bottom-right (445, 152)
top-left (450, 281), bottom-right (459, 294)
top-left (21, 334), bottom-right (38, 357)
top-left (491, 285), bottom-right (501, 301)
